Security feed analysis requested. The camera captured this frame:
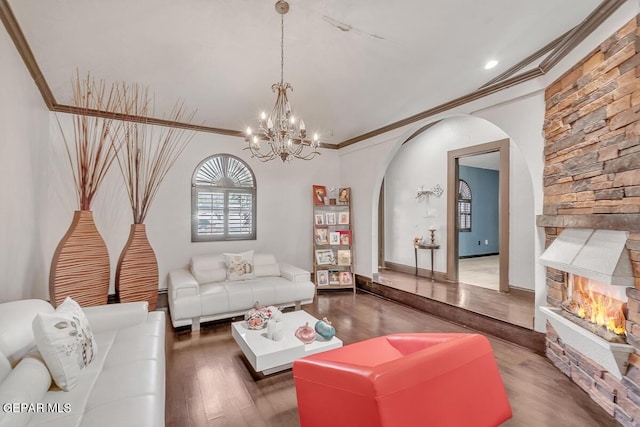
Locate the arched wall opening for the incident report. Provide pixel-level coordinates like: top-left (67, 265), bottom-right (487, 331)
top-left (368, 114), bottom-right (536, 327)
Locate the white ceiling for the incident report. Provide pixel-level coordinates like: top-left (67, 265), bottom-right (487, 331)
top-left (8, 0), bottom-right (602, 144)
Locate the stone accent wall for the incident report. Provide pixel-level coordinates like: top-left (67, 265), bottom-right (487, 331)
top-left (542, 16), bottom-right (640, 426)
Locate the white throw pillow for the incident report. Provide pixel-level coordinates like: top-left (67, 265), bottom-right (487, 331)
top-left (253, 254), bottom-right (281, 277)
top-left (190, 254), bottom-right (227, 284)
top-left (254, 263), bottom-right (281, 278)
top-left (32, 297), bottom-right (97, 391)
top-left (190, 265), bottom-right (227, 284)
top-left (224, 250), bottom-right (255, 281)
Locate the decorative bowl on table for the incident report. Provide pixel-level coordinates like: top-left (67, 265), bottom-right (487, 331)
top-left (244, 302), bottom-right (282, 330)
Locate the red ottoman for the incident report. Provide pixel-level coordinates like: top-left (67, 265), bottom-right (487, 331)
top-left (293, 333), bottom-right (512, 427)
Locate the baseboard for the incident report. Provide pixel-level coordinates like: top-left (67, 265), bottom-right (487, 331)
top-left (459, 253), bottom-right (499, 259)
top-left (383, 261), bottom-right (450, 282)
top-left (107, 290), bottom-right (168, 309)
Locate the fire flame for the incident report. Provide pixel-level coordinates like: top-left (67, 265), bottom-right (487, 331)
top-left (572, 276), bottom-right (626, 336)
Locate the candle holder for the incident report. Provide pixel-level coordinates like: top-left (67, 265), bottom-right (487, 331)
top-left (429, 229), bottom-right (436, 245)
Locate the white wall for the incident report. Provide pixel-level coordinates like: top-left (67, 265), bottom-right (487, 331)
top-left (3, 1), bottom-right (639, 332)
top-left (0, 25), bottom-right (50, 302)
top-left (382, 115), bottom-right (535, 290)
top-left (40, 116), bottom-right (341, 297)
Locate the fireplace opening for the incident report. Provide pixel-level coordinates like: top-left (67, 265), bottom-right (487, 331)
top-left (561, 274), bottom-right (627, 344)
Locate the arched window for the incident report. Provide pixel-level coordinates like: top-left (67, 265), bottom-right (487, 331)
top-left (458, 179), bottom-right (472, 232)
top-left (191, 154), bottom-right (256, 241)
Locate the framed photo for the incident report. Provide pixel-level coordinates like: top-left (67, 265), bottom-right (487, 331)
top-left (315, 249), bottom-right (335, 265)
top-left (313, 185), bottom-right (327, 205)
top-left (338, 188), bottom-right (350, 204)
top-left (339, 230), bottom-right (352, 245)
top-left (315, 227), bottom-right (329, 245)
top-left (325, 212), bottom-right (336, 225)
top-left (337, 249), bottom-right (351, 266)
top-left (329, 231), bottom-right (340, 245)
top-left (314, 214), bottom-right (324, 226)
top-left (329, 271), bottom-right (340, 285)
top-left (316, 270), bottom-right (329, 286)
top-left (339, 271), bottom-right (353, 285)
top-left (338, 211), bottom-right (350, 225)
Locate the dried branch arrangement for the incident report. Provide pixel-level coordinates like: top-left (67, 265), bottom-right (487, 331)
top-left (56, 72), bottom-right (124, 210)
top-left (115, 83), bottom-right (197, 224)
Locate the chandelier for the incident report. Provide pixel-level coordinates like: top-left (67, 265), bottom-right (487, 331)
top-left (244, 0), bottom-right (320, 162)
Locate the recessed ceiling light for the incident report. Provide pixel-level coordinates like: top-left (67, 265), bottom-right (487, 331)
top-left (484, 60), bottom-right (498, 70)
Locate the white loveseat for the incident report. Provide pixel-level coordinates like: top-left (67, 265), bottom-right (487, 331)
top-left (167, 252), bottom-right (315, 330)
top-left (0, 299), bottom-right (165, 427)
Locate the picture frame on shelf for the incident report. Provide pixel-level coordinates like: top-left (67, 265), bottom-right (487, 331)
top-left (315, 227), bottom-right (329, 245)
top-left (339, 271), bottom-right (353, 285)
top-left (339, 230), bottom-right (351, 245)
top-left (338, 211), bottom-right (350, 225)
top-left (329, 271), bottom-right (340, 285)
top-left (337, 249), bottom-right (351, 266)
top-left (314, 214), bottom-right (325, 226)
top-left (315, 249), bottom-right (335, 265)
top-left (338, 188), bottom-right (350, 204)
top-left (325, 212), bottom-right (336, 225)
top-left (313, 185), bottom-right (327, 205)
top-left (316, 270), bottom-right (329, 286)
top-left (329, 231), bottom-right (340, 245)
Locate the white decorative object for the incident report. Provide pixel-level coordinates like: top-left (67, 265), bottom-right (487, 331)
top-left (267, 319), bottom-right (283, 341)
top-left (416, 184), bottom-right (444, 199)
top-left (224, 250), bottom-right (255, 281)
top-left (32, 297), bottom-right (97, 391)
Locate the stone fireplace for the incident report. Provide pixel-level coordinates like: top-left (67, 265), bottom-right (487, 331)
top-left (539, 15), bottom-right (640, 424)
top-left (540, 228), bottom-right (635, 379)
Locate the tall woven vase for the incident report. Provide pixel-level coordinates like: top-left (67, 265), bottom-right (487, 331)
top-left (49, 210), bottom-right (110, 307)
top-left (115, 224), bottom-right (158, 311)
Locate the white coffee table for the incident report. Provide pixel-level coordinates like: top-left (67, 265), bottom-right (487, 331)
top-left (231, 310), bottom-right (343, 375)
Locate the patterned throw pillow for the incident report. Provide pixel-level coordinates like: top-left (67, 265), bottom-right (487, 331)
top-left (32, 297), bottom-right (97, 391)
top-left (224, 250), bottom-right (255, 281)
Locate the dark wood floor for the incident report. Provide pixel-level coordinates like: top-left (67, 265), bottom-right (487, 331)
top-left (377, 269), bottom-right (535, 329)
top-left (164, 291), bottom-right (619, 427)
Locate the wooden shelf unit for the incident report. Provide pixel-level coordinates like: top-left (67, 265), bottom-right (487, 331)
top-left (312, 186), bottom-right (355, 294)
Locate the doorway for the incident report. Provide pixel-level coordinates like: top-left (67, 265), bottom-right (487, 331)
top-left (447, 139), bottom-right (509, 293)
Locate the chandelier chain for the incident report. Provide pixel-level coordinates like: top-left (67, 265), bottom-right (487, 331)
top-left (280, 13), bottom-right (284, 85)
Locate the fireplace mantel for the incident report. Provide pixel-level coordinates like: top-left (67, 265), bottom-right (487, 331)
top-left (537, 214), bottom-right (640, 232)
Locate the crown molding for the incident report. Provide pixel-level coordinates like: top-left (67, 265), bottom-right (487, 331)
top-left (0, 0), bottom-right (624, 150)
top-left (337, 0), bottom-right (626, 149)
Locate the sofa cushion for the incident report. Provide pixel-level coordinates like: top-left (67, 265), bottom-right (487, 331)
top-left (253, 254), bottom-right (281, 278)
top-left (190, 254), bottom-right (226, 284)
top-left (199, 283), bottom-right (231, 315)
top-left (0, 354), bottom-right (51, 427)
top-left (32, 297), bottom-right (97, 391)
top-left (224, 250), bottom-right (255, 281)
top-left (27, 312), bottom-right (165, 427)
top-left (0, 299), bottom-right (54, 371)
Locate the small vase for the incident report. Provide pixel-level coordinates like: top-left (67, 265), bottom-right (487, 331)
top-left (49, 210), bottom-right (110, 307)
top-left (267, 320), bottom-right (283, 341)
top-left (115, 224), bottom-right (158, 310)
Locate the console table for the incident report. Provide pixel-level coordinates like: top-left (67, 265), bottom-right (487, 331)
top-left (414, 243), bottom-right (440, 279)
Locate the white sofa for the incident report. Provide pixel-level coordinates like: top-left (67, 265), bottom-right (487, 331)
top-left (0, 299), bottom-right (165, 427)
top-left (168, 253), bottom-right (315, 330)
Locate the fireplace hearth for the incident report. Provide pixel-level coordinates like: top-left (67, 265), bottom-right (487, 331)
top-left (541, 306), bottom-right (633, 380)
